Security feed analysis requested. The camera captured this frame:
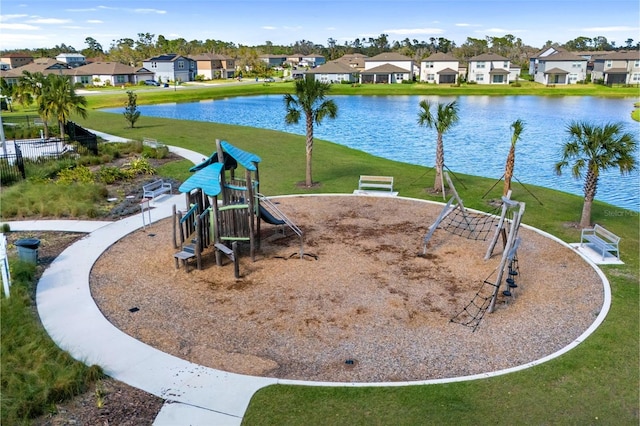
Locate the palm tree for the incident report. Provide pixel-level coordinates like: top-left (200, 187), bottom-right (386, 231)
top-left (284, 78), bottom-right (338, 187)
top-left (555, 121), bottom-right (637, 228)
top-left (417, 99), bottom-right (459, 195)
top-left (40, 74), bottom-right (88, 140)
top-left (503, 119), bottom-right (525, 196)
top-left (16, 71), bottom-right (50, 137)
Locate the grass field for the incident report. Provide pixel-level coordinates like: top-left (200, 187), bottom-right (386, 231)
top-left (1, 82), bottom-right (638, 425)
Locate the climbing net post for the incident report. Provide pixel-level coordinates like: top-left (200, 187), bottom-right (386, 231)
top-left (488, 201), bottom-right (525, 313)
top-left (484, 191), bottom-right (521, 260)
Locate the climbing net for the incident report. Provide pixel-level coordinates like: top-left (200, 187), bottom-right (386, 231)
top-left (450, 272), bottom-right (499, 332)
top-left (451, 245), bottom-right (522, 331)
top-left (441, 207), bottom-right (501, 241)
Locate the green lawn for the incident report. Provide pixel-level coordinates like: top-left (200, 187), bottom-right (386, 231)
top-left (2, 83), bottom-right (638, 425)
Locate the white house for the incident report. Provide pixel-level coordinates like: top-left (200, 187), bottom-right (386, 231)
top-left (56, 53), bottom-right (86, 67)
top-left (468, 53), bottom-right (510, 84)
top-left (361, 52), bottom-right (413, 84)
top-left (70, 62), bottom-right (154, 86)
top-left (420, 52), bottom-right (459, 84)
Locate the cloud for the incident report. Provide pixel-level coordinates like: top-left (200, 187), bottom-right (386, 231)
top-left (0, 22), bottom-right (39, 30)
top-left (455, 23), bottom-right (481, 28)
top-left (26, 18), bottom-right (72, 25)
top-left (261, 26), bottom-right (277, 30)
top-left (66, 8), bottom-right (98, 12)
top-left (134, 8), bottom-right (167, 14)
top-left (0, 14), bottom-right (29, 22)
top-left (87, 20), bottom-right (103, 24)
top-left (384, 28), bottom-right (445, 36)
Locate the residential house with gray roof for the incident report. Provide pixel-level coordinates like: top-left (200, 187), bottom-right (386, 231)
top-left (306, 60), bottom-right (357, 83)
top-left (591, 50), bottom-right (640, 85)
top-left (142, 54), bottom-right (196, 83)
top-left (468, 53), bottom-right (510, 84)
top-left (532, 50), bottom-right (588, 84)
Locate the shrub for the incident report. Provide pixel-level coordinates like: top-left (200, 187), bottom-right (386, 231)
top-left (96, 165), bottom-right (127, 183)
top-left (56, 165), bottom-right (94, 184)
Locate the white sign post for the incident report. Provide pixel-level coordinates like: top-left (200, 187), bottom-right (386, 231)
top-left (0, 234), bottom-right (11, 298)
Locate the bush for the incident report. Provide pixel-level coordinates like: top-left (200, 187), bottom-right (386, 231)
top-left (96, 165), bottom-right (127, 183)
top-left (56, 165), bottom-right (94, 184)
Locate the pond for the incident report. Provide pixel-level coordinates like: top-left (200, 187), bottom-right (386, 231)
top-left (104, 95), bottom-right (639, 211)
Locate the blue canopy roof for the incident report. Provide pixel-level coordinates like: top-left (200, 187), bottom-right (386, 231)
top-left (221, 141), bottom-right (261, 171)
top-left (178, 162), bottom-right (223, 196)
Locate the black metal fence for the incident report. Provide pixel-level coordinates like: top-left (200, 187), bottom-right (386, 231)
top-left (1, 120), bottom-right (98, 185)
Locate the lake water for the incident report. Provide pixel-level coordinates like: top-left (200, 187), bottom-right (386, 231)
top-left (104, 95), bottom-right (639, 211)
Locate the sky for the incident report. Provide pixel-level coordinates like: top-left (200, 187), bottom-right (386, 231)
top-left (0, 0), bottom-right (638, 52)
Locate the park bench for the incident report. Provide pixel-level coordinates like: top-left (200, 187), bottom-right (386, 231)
top-left (580, 224), bottom-right (620, 261)
top-left (142, 179), bottom-right (172, 200)
top-left (353, 175), bottom-right (398, 196)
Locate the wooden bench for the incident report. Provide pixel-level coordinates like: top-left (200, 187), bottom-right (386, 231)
top-left (142, 179), bottom-right (172, 200)
top-left (353, 175), bottom-right (398, 196)
top-left (580, 224), bottom-right (620, 261)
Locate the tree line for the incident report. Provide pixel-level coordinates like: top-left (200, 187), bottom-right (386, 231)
top-left (3, 33), bottom-right (638, 71)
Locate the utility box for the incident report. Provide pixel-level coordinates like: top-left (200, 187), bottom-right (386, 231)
top-left (15, 238), bottom-right (40, 264)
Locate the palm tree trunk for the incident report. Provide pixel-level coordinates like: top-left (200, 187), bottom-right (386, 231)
top-left (580, 167), bottom-right (598, 228)
top-left (305, 114), bottom-right (314, 187)
top-left (434, 133), bottom-right (445, 194)
top-left (503, 148), bottom-right (515, 196)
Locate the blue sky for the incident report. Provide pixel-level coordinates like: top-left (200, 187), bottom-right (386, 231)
top-left (1, 0), bottom-right (638, 52)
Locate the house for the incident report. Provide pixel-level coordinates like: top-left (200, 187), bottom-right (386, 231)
top-left (362, 52), bottom-right (414, 83)
top-left (532, 51), bottom-right (588, 84)
top-left (56, 53), bottom-right (86, 67)
top-left (528, 46), bottom-right (565, 75)
top-left (420, 52), bottom-right (459, 84)
top-left (0, 58), bottom-right (72, 85)
top-left (467, 53), bottom-right (510, 84)
top-left (69, 62), bottom-right (154, 86)
top-left (591, 50), bottom-right (640, 85)
top-left (286, 54), bottom-right (326, 68)
top-left (306, 61), bottom-right (357, 83)
top-left (142, 54), bottom-right (196, 83)
top-left (191, 53), bottom-right (235, 79)
top-left (0, 53), bottom-right (34, 69)
top-left (335, 53), bottom-right (368, 72)
top-left (259, 54), bottom-right (287, 68)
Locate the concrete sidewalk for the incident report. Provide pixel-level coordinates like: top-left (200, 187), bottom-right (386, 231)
top-left (28, 195), bottom-right (277, 425)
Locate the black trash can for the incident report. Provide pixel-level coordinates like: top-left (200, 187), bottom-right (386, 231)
top-left (15, 238), bottom-right (40, 264)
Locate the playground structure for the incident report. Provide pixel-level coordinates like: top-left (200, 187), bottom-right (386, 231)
top-left (422, 173), bottom-right (527, 331)
top-left (172, 140), bottom-right (303, 277)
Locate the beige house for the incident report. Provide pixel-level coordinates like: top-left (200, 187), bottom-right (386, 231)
top-left (0, 53), bottom-right (33, 69)
top-left (191, 53), bottom-right (235, 79)
top-left (420, 52), bottom-right (459, 84)
top-left (335, 53), bottom-right (368, 72)
top-left (0, 58), bottom-right (72, 85)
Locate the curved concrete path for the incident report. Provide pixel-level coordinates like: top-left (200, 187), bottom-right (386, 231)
top-left (11, 134), bottom-right (611, 425)
top-left (31, 195), bottom-right (277, 425)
